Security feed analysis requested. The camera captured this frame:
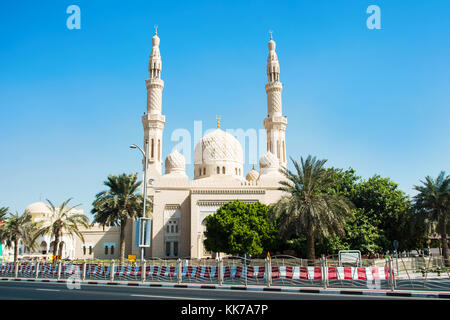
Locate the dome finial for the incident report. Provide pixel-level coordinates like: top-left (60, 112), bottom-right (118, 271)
top-left (154, 25), bottom-right (158, 35)
top-left (269, 30), bottom-right (273, 40)
top-left (216, 114), bottom-right (221, 129)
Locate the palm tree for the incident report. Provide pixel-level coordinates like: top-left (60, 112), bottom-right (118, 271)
top-left (91, 173), bottom-right (151, 264)
top-left (34, 198), bottom-right (90, 257)
top-left (0, 207), bottom-right (8, 220)
top-left (272, 155), bottom-right (354, 261)
top-left (0, 211), bottom-right (38, 263)
top-left (413, 171), bottom-right (450, 266)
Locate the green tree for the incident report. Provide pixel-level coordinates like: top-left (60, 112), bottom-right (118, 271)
top-left (352, 175), bottom-right (414, 252)
top-left (327, 169), bottom-right (423, 255)
top-left (35, 198), bottom-right (90, 257)
top-left (203, 201), bottom-right (278, 256)
top-left (413, 171), bottom-right (450, 265)
top-left (92, 173), bottom-right (151, 264)
top-left (0, 212), bottom-right (38, 263)
top-left (0, 207), bottom-right (8, 220)
top-left (272, 156), bottom-right (354, 260)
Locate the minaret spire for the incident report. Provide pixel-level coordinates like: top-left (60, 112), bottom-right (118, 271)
top-left (142, 28), bottom-right (166, 177)
top-left (216, 115), bottom-right (221, 129)
top-left (264, 32), bottom-right (287, 167)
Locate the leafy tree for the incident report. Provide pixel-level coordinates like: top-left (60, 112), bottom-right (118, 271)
top-left (351, 175), bottom-right (416, 253)
top-left (0, 212), bottom-right (38, 263)
top-left (413, 171), bottom-right (450, 265)
top-left (35, 198), bottom-right (90, 257)
top-left (0, 207), bottom-right (8, 221)
top-left (289, 167), bottom-right (422, 257)
top-left (203, 201), bottom-right (278, 256)
top-left (272, 156), bottom-right (354, 260)
top-left (92, 173), bottom-right (151, 264)
top-left (325, 167), bottom-right (360, 198)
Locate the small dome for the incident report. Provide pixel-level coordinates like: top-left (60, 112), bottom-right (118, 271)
top-left (25, 202), bottom-right (51, 215)
top-left (246, 168), bottom-right (260, 182)
top-left (165, 149), bottom-right (186, 174)
top-left (259, 151), bottom-right (278, 169)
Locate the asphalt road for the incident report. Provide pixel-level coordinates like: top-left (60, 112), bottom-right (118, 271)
top-left (0, 281), bottom-right (437, 300)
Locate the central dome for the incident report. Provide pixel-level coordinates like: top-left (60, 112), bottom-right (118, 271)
top-left (193, 128), bottom-right (244, 179)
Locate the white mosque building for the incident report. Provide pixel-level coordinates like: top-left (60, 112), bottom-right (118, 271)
top-left (142, 30), bottom-right (288, 259)
top-left (2, 31), bottom-right (289, 261)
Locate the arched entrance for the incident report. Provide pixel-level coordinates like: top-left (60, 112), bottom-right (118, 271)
top-left (40, 241), bottom-right (48, 254)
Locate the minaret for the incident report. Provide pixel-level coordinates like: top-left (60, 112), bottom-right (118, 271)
top-left (264, 31), bottom-right (287, 167)
top-left (142, 26), bottom-right (166, 177)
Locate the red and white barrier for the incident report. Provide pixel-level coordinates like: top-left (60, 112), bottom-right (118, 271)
top-left (115, 265), bottom-right (141, 277)
top-left (182, 266), bottom-right (218, 278)
top-left (271, 266), bottom-right (321, 280)
top-left (0, 263), bottom-right (14, 273)
top-left (223, 266), bottom-right (265, 279)
top-left (145, 266), bottom-right (177, 277)
top-left (86, 264), bottom-right (105, 276)
top-left (0, 262), bottom-right (391, 281)
top-left (327, 267), bottom-right (390, 280)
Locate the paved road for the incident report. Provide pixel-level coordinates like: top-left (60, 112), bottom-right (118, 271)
top-left (0, 281), bottom-right (438, 300)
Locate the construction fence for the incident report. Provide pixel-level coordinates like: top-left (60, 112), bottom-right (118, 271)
top-left (1, 255), bottom-right (449, 291)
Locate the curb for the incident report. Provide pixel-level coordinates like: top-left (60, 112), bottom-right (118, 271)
top-left (1, 277), bottom-right (449, 299)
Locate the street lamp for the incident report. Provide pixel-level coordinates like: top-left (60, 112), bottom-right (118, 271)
top-left (130, 140), bottom-right (149, 262)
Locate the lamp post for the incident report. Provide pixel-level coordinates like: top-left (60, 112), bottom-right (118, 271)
top-left (130, 139), bottom-right (149, 262)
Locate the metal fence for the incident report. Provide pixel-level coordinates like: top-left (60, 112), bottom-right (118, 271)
top-left (1, 256), bottom-right (449, 292)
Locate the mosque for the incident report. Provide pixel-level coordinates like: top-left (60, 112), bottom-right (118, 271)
top-left (143, 30), bottom-right (288, 259)
top-left (2, 31), bottom-right (289, 261)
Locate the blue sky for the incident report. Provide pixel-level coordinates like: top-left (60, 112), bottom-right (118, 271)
top-left (0, 0), bottom-right (449, 219)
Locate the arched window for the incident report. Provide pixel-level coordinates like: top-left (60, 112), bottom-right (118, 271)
top-left (199, 168), bottom-right (202, 176)
top-left (105, 246), bottom-right (109, 255)
top-left (217, 166), bottom-right (220, 174)
top-left (239, 168), bottom-right (241, 175)
top-left (222, 166), bottom-right (225, 174)
top-left (89, 246), bottom-right (93, 255)
top-left (166, 242), bottom-right (171, 257)
top-left (158, 139), bottom-right (161, 161)
top-left (83, 246), bottom-right (86, 255)
top-left (203, 168), bottom-right (206, 175)
top-left (277, 140), bottom-right (280, 159)
top-left (151, 139), bottom-right (154, 158)
top-left (111, 246), bottom-right (114, 255)
top-left (173, 242), bottom-right (179, 256)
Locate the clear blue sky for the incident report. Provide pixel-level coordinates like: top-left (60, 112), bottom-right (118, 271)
top-left (1, 0), bottom-right (449, 219)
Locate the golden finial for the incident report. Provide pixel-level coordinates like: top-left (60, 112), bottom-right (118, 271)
top-left (269, 30), bottom-right (273, 40)
top-left (216, 115), bottom-right (221, 129)
top-left (154, 25), bottom-right (158, 35)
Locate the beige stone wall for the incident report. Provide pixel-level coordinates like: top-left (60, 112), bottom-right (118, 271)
top-left (74, 225), bottom-right (121, 260)
top-left (188, 187), bottom-right (285, 259)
